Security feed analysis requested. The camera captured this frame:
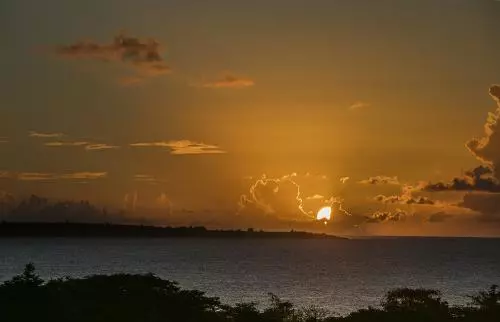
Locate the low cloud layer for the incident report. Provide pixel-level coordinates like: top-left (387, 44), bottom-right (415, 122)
top-left (201, 74), bottom-right (254, 89)
top-left (54, 34), bottom-right (170, 83)
top-left (130, 140), bottom-right (226, 155)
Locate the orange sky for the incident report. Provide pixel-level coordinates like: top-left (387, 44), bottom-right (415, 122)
top-left (1, 0), bottom-right (500, 236)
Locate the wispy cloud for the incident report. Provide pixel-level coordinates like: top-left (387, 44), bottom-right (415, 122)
top-left (359, 176), bottom-right (400, 185)
top-left (349, 101), bottom-right (371, 111)
top-left (43, 140), bottom-right (119, 151)
top-left (130, 140), bottom-right (226, 155)
top-left (201, 74), bottom-right (254, 89)
top-left (45, 141), bottom-right (89, 147)
top-left (18, 172), bottom-right (57, 181)
top-left (14, 172), bottom-right (107, 181)
top-left (340, 176), bottom-right (350, 184)
top-left (85, 144), bottom-right (119, 151)
top-left (58, 172), bottom-right (107, 180)
top-left (54, 33), bottom-right (171, 84)
top-left (29, 131), bottom-right (64, 138)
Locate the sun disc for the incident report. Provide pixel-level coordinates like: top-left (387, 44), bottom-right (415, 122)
top-left (316, 206), bottom-right (332, 221)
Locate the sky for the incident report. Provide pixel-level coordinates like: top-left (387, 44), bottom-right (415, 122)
top-left (1, 0), bottom-right (500, 236)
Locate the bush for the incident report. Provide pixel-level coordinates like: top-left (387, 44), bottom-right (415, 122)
top-left (0, 264), bottom-right (498, 322)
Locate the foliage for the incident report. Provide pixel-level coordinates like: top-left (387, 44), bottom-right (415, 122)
top-left (0, 264), bottom-right (499, 322)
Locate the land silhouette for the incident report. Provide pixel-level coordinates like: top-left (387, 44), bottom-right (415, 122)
top-left (0, 264), bottom-right (498, 322)
top-left (0, 222), bottom-right (342, 239)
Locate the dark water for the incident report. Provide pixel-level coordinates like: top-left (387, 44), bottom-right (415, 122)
top-left (0, 238), bottom-right (499, 315)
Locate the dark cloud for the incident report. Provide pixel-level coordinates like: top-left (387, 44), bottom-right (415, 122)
top-left (426, 86), bottom-right (500, 193)
top-left (367, 209), bottom-right (407, 223)
top-left (466, 85), bottom-right (500, 179)
top-left (459, 193), bottom-right (500, 222)
top-left (424, 165), bottom-right (500, 192)
top-left (359, 176), bottom-right (399, 185)
top-left (54, 34), bottom-right (170, 83)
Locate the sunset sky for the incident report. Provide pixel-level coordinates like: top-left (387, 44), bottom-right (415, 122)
top-left (1, 0), bottom-right (500, 236)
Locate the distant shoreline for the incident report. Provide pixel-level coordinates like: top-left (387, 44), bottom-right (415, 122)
top-left (0, 222), bottom-right (345, 239)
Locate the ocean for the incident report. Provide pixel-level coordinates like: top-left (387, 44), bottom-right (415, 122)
top-left (0, 237), bottom-right (499, 315)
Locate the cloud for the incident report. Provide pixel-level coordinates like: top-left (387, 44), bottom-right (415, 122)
top-left (85, 144), bottom-right (119, 151)
top-left (459, 193), bottom-right (500, 222)
top-left (359, 175), bottom-right (400, 185)
top-left (340, 177), bottom-right (350, 184)
top-left (54, 33), bottom-right (171, 83)
top-left (14, 172), bottom-right (107, 181)
top-left (201, 74), bottom-right (255, 89)
top-left (44, 141), bottom-right (119, 151)
top-left (349, 101), bottom-right (370, 110)
top-left (58, 172), bottom-right (107, 180)
top-left (238, 174), bottom-right (309, 219)
top-left (238, 174), bottom-right (351, 221)
top-left (367, 209), bottom-right (407, 223)
top-left (422, 87), bottom-right (500, 193)
top-left (29, 131), bottom-right (64, 138)
top-left (18, 173), bottom-right (57, 181)
top-left (0, 137), bottom-right (8, 143)
top-left (45, 141), bottom-right (89, 147)
top-left (375, 184), bottom-right (435, 205)
top-left (465, 85), bottom-right (500, 176)
top-left (130, 140), bottom-right (226, 155)
top-left (424, 165), bottom-right (500, 193)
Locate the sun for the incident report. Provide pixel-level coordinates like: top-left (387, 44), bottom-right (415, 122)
top-left (316, 206), bottom-right (332, 221)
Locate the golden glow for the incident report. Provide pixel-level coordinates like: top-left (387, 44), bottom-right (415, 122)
top-left (316, 206), bottom-right (332, 221)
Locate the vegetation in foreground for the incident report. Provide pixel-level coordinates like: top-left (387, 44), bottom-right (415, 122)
top-left (0, 264), bottom-right (499, 322)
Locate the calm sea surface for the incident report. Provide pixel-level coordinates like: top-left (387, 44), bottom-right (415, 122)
top-left (0, 238), bottom-right (499, 315)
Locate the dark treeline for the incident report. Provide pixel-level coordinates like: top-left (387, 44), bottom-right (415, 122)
top-left (0, 222), bottom-right (341, 239)
top-left (1, 264), bottom-right (499, 322)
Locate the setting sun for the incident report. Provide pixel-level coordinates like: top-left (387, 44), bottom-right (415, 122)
top-left (316, 206), bottom-right (332, 221)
